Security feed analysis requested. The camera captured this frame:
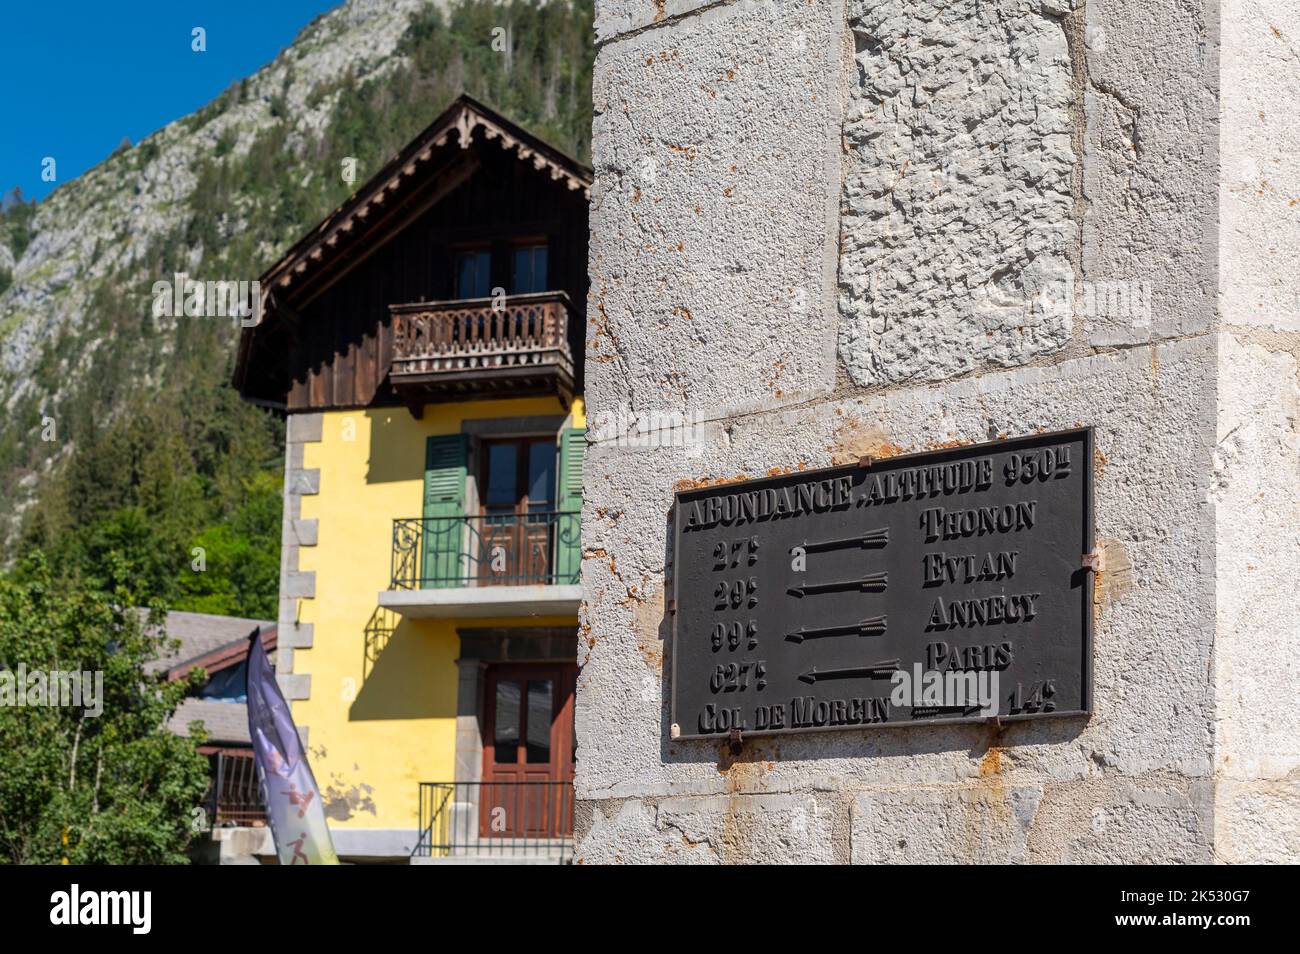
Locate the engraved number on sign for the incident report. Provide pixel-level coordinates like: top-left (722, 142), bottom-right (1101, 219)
top-left (1003, 446), bottom-right (1072, 484)
top-left (710, 661), bottom-right (767, 693)
top-left (1009, 680), bottom-right (1056, 714)
top-left (714, 577), bottom-right (758, 610)
top-left (711, 620), bottom-right (759, 652)
top-left (713, 536), bottom-right (759, 570)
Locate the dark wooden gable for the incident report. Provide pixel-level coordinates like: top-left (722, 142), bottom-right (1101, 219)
top-left (235, 96), bottom-right (591, 411)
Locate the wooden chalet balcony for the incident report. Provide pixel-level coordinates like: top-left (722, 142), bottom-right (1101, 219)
top-left (389, 291), bottom-right (576, 406)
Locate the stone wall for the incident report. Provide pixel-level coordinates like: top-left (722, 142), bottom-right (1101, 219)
top-left (577, 0), bottom-right (1299, 863)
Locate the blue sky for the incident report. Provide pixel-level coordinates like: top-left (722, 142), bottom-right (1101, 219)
top-left (0, 0), bottom-right (341, 203)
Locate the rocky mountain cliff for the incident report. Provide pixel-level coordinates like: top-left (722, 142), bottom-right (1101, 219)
top-left (0, 0), bottom-right (593, 563)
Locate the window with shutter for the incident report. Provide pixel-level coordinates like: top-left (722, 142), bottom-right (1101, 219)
top-left (422, 434), bottom-right (468, 587)
top-left (554, 427), bottom-right (584, 584)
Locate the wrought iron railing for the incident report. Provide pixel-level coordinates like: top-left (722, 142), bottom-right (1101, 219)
top-left (390, 511), bottom-right (580, 590)
top-left (412, 781), bottom-right (574, 861)
top-left (389, 291), bottom-right (575, 380)
top-left (205, 751), bottom-right (266, 827)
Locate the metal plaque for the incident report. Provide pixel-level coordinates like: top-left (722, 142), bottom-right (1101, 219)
top-left (669, 429), bottom-right (1094, 739)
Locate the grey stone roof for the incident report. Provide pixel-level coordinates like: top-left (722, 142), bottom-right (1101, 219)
top-left (169, 698), bottom-right (252, 745)
top-left (152, 611), bottom-right (274, 746)
top-left (147, 611), bottom-right (272, 675)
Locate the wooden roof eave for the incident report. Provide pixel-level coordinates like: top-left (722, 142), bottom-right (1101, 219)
top-left (234, 93), bottom-right (592, 400)
top-left (258, 94), bottom-right (591, 299)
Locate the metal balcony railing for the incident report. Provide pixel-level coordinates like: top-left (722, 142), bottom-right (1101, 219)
top-left (412, 781), bottom-right (574, 861)
top-left (388, 292), bottom-right (576, 400)
top-left (390, 511), bottom-right (580, 590)
top-left (205, 751), bottom-right (266, 828)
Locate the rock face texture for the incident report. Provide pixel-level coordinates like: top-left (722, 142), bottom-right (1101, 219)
top-left (839, 0), bottom-right (1076, 387)
top-left (579, 0), bottom-right (1298, 863)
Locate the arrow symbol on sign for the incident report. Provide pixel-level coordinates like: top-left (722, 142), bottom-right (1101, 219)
top-left (801, 527), bottom-right (889, 552)
top-left (798, 659), bottom-right (900, 684)
top-left (911, 704), bottom-right (984, 717)
top-left (785, 615), bottom-right (887, 643)
top-left (787, 571), bottom-right (887, 597)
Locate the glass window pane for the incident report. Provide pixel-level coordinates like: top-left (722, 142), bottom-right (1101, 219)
top-left (512, 245), bottom-right (547, 294)
top-left (456, 250), bottom-right (490, 298)
top-left (511, 248), bottom-right (527, 292)
top-left (493, 680), bottom-right (521, 763)
top-left (527, 441), bottom-right (555, 509)
top-left (533, 246), bottom-right (547, 290)
top-left (455, 253), bottom-right (474, 297)
top-left (525, 679), bottom-right (553, 763)
top-left (485, 443), bottom-right (519, 506)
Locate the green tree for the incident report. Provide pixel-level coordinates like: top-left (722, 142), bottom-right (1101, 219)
top-left (18, 362), bottom-right (284, 619)
top-left (0, 555), bottom-right (210, 864)
top-left (175, 471), bottom-right (282, 616)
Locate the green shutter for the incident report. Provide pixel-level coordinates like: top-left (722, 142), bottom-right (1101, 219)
top-left (554, 427), bottom-right (584, 584)
top-left (422, 435), bottom-right (468, 588)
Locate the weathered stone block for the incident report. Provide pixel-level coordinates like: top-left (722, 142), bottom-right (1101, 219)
top-left (285, 517), bottom-right (319, 547)
top-left (1082, 0), bottom-right (1217, 345)
top-left (577, 793), bottom-right (838, 864)
top-left (839, 0), bottom-right (1076, 386)
top-left (289, 469), bottom-right (320, 496)
top-left (851, 785), bottom-right (1042, 864)
top-left (594, 0), bottom-right (719, 43)
top-left (287, 411), bottom-right (324, 444)
top-left (282, 569), bottom-right (316, 599)
top-left (589, 0), bottom-right (842, 422)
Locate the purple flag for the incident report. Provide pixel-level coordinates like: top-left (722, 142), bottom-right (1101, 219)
top-left (246, 630), bottom-right (339, 865)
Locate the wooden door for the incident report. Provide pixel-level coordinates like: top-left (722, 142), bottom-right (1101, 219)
top-left (481, 664), bottom-right (576, 838)
top-left (479, 438), bottom-right (556, 585)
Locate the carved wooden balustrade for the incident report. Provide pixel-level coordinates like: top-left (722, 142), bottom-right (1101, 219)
top-left (389, 291), bottom-right (575, 403)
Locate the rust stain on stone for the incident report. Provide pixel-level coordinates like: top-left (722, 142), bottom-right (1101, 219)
top-left (766, 358), bottom-right (787, 396)
top-left (584, 546), bottom-right (616, 574)
top-left (1094, 447), bottom-right (1109, 480)
top-left (715, 736), bottom-right (774, 781)
top-left (979, 746), bottom-right (1003, 777)
top-left (830, 420), bottom-right (908, 465)
top-left (1093, 538), bottom-right (1134, 612)
top-left (633, 588), bottom-right (666, 671)
top-left (673, 472), bottom-right (751, 492)
top-left (923, 436), bottom-right (975, 451)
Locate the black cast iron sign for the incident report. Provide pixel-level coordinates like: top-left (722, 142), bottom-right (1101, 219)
top-left (669, 429), bottom-right (1094, 740)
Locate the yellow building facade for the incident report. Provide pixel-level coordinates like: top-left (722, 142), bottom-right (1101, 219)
top-left (235, 97), bottom-right (591, 862)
